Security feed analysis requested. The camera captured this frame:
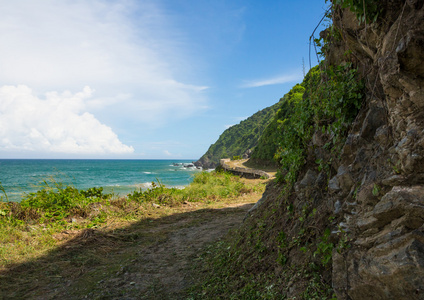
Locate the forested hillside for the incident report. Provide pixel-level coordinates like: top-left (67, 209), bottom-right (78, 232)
top-left (195, 101), bottom-right (282, 169)
top-left (250, 83), bottom-right (305, 163)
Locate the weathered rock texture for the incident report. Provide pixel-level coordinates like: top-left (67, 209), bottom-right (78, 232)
top-left (327, 1), bottom-right (424, 299)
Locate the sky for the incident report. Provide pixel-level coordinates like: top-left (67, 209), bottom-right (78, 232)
top-left (0, 0), bottom-right (328, 159)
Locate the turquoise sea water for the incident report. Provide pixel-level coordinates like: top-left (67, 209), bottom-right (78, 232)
top-left (0, 159), bottom-right (201, 202)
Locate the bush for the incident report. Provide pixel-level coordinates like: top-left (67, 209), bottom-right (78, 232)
top-left (272, 63), bottom-right (363, 184)
top-left (127, 171), bottom-right (261, 204)
top-left (1, 180), bottom-right (112, 223)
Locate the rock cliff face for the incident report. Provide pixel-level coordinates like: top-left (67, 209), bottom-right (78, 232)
top-left (324, 1), bottom-right (424, 298)
top-left (197, 2), bottom-right (424, 298)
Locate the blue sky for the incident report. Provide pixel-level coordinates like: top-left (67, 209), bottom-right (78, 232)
top-left (0, 0), bottom-right (328, 159)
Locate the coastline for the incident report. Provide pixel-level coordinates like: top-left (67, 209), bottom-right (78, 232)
top-left (0, 159), bottom-right (201, 202)
top-left (0, 171), bottom-right (266, 298)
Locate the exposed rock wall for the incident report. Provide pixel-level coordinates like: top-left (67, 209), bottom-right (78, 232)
top-left (326, 1), bottom-right (424, 298)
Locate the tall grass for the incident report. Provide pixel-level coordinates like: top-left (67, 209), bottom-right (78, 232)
top-left (128, 171), bottom-right (258, 205)
top-left (0, 171), bottom-right (264, 269)
top-left (0, 171), bottom-right (261, 228)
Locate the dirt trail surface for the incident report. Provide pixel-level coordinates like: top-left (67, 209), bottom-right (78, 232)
top-left (93, 203), bottom-right (254, 300)
top-left (129, 203), bottom-right (252, 299)
top-left (1, 198), bottom-right (258, 299)
top-left (221, 158), bottom-right (277, 179)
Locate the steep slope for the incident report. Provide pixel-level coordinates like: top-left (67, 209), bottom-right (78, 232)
top-left (250, 84), bottom-right (305, 163)
top-left (194, 56), bottom-right (364, 299)
top-left (327, 1), bottom-right (424, 298)
top-left (194, 0), bottom-right (424, 299)
top-left (195, 101), bottom-right (282, 169)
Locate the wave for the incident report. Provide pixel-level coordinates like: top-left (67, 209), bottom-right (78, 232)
top-left (104, 182), bottom-right (153, 189)
top-left (132, 182), bottom-right (154, 189)
top-left (170, 185), bottom-right (187, 190)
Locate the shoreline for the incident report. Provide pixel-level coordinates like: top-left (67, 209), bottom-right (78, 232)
top-left (0, 159), bottom-right (202, 202)
top-left (0, 172), bottom-right (266, 298)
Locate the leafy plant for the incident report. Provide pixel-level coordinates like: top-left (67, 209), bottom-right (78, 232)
top-left (332, 0), bottom-right (381, 24)
top-left (1, 179), bottom-right (113, 224)
top-left (313, 228), bottom-right (334, 267)
top-left (372, 184), bottom-right (380, 196)
top-left (271, 63), bottom-right (363, 185)
top-left (80, 187), bottom-right (109, 199)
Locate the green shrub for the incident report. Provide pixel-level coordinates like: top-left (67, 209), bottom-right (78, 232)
top-left (127, 171), bottom-right (261, 205)
top-left (0, 180), bottom-right (112, 224)
top-left (272, 63), bottom-right (363, 184)
top-left (332, 0), bottom-right (381, 23)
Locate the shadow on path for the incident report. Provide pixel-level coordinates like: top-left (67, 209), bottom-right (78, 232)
top-left (0, 203), bottom-right (254, 299)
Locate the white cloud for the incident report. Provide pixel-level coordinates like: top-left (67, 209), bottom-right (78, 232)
top-left (0, 0), bottom-right (208, 138)
top-left (241, 73), bottom-right (302, 88)
top-left (0, 85), bottom-right (134, 154)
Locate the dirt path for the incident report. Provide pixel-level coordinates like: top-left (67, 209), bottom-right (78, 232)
top-left (18, 200), bottom-right (257, 299)
top-left (127, 204), bottom-right (252, 299)
top-left (221, 158), bottom-right (277, 179)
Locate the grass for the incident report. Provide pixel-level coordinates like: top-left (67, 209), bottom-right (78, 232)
top-left (127, 170), bottom-right (259, 205)
top-left (0, 171), bottom-right (266, 298)
top-left (188, 179), bottom-right (338, 300)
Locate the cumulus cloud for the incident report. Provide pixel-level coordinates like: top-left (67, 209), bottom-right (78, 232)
top-left (241, 73), bottom-right (302, 88)
top-left (0, 0), bottom-right (209, 155)
top-left (0, 85), bottom-right (134, 154)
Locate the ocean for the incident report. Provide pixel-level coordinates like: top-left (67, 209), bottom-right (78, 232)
top-left (0, 159), bottom-right (202, 202)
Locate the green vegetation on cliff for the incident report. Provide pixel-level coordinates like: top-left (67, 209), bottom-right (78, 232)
top-left (196, 102), bottom-right (281, 168)
top-left (251, 84), bottom-right (305, 163)
top-left (191, 61), bottom-right (364, 298)
top-left (277, 63), bottom-right (363, 184)
top-left (190, 2), bottom-right (367, 297)
top-left (251, 61), bottom-right (363, 185)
